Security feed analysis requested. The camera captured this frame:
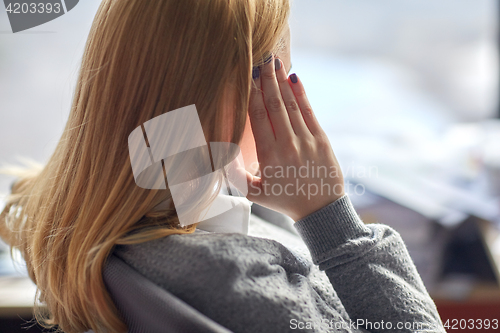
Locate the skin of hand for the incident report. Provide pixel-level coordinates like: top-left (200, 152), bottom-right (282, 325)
top-left (244, 54), bottom-right (345, 222)
top-left (239, 26), bottom-right (291, 175)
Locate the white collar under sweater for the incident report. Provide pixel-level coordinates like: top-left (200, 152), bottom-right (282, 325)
top-left (194, 190), bottom-right (253, 235)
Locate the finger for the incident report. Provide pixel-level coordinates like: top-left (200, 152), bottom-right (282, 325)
top-left (244, 171), bottom-right (263, 202)
top-left (260, 54), bottom-right (295, 142)
top-left (229, 155), bottom-right (262, 201)
top-left (274, 58), bottom-right (311, 137)
top-left (288, 73), bottom-right (323, 136)
top-left (249, 66), bottom-right (276, 150)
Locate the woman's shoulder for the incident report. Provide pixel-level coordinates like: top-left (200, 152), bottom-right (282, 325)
top-left (109, 232), bottom-right (331, 333)
top-left (114, 232), bottom-right (309, 288)
top-left (115, 232), bottom-right (283, 267)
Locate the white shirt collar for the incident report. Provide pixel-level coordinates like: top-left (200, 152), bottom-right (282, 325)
top-left (195, 191), bottom-right (253, 235)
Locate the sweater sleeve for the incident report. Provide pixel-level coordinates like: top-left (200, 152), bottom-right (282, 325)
top-left (294, 194), bottom-right (446, 333)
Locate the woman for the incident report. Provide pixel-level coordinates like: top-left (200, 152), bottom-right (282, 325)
top-left (0, 0), bottom-right (446, 332)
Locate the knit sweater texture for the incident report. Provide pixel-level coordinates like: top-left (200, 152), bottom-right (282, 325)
top-left (112, 195), bottom-right (445, 332)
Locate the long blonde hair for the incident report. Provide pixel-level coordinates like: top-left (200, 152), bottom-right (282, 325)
top-left (0, 0), bottom-right (290, 332)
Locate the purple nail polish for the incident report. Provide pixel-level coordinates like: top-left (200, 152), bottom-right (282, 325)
top-left (252, 66), bottom-right (260, 79)
top-left (274, 58), bottom-right (281, 71)
top-left (290, 73), bottom-right (297, 83)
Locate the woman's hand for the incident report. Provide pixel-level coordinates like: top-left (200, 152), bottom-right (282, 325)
top-left (246, 55), bottom-right (345, 221)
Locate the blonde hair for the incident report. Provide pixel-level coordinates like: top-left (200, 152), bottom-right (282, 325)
top-left (0, 0), bottom-right (290, 332)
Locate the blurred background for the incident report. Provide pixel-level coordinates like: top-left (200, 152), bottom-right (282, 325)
top-left (1, 0), bottom-right (500, 331)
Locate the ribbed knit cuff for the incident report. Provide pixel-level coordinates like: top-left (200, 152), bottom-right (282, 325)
top-left (294, 194), bottom-right (371, 265)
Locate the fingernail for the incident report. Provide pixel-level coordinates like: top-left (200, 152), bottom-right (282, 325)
top-left (252, 66), bottom-right (260, 79)
top-left (290, 73), bottom-right (297, 83)
top-left (263, 53), bottom-right (273, 65)
top-left (274, 58), bottom-right (281, 71)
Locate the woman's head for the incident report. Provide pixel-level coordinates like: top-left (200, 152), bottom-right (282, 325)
top-left (0, 0), bottom-right (290, 332)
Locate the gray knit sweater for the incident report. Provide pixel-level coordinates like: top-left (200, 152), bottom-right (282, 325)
top-left (112, 195), bottom-right (445, 332)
